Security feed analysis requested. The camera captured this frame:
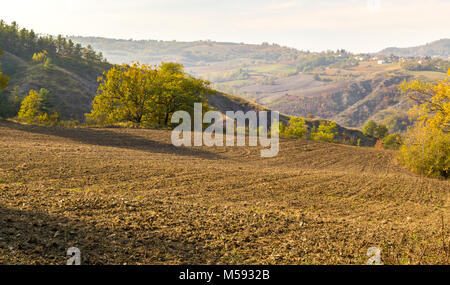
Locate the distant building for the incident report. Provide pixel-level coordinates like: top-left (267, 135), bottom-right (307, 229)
top-left (377, 60), bottom-right (385, 65)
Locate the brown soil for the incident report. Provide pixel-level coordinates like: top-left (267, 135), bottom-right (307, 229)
top-left (0, 120), bottom-right (448, 265)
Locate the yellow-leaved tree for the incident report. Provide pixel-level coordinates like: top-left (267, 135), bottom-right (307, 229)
top-left (18, 89), bottom-right (59, 125)
top-left (87, 62), bottom-right (211, 126)
top-left (398, 69), bottom-right (449, 178)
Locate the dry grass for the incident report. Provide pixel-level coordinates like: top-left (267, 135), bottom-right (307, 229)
top-left (0, 120), bottom-right (448, 265)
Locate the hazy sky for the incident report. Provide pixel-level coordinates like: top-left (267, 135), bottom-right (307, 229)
top-left (2, 0), bottom-right (449, 53)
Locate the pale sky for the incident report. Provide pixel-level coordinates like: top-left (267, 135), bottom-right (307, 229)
top-left (1, 0), bottom-right (449, 53)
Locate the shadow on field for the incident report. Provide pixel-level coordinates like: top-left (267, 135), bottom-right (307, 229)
top-left (1, 121), bottom-right (222, 160)
top-left (0, 205), bottom-right (217, 265)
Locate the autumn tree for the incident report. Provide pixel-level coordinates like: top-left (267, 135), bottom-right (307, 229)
top-left (18, 90), bottom-right (41, 123)
top-left (398, 69), bottom-right (450, 178)
top-left (32, 50), bottom-right (51, 69)
top-left (18, 89), bottom-right (58, 125)
top-left (311, 121), bottom-right (338, 142)
top-left (281, 117), bottom-right (308, 138)
top-left (87, 62), bottom-right (211, 126)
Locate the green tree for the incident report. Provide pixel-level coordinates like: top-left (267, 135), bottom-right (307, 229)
top-left (362, 120), bottom-right (377, 137)
top-left (374, 124), bottom-right (389, 139)
top-left (37, 88), bottom-right (53, 113)
top-left (87, 62), bottom-right (211, 126)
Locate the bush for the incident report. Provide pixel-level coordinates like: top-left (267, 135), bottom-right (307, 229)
top-left (311, 121), bottom-right (338, 143)
top-left (363, 120), bottom-right (377, 137)
top-left (399, 126), bottom-right (449, 178)
top-left (281, 117), bottom-right (307, 138)
top-left (382, 134), bottom-right (403, 150)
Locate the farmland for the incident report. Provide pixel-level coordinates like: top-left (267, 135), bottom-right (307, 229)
top-left (0, 120), bottom-right (448, 265)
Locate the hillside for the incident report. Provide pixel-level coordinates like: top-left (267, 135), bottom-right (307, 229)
top-left (70, 37), bottom-right (449, 129)
top-left (0, 50), bottom-right (105, 120)
top-left (378, 39), bottom-right (450, 58)
top-left (0, 20), bottom-right (111, 120)
top-left (0, 21), bottom-right (373, 145)
top-left (0, 121), bottom-right (448, 264)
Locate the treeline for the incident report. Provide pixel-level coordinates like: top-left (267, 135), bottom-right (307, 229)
top-left (400, 58), bottom-right (450, 73)
top-left (280, 118), bottom-right (343, 144)
top-left (0, 20), bottom-right (112, 120)
top-left (0, 20), bottom-right (109, 79)
top-left (0, 20), bottom-right (104, 63)
top-left (296, 51), bottom-right (359, 73)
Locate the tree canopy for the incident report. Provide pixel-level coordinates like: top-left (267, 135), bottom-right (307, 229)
top-left (87, 62), bottom-right (212, 126)
top-left (399, 69), bottom-right (449, 178)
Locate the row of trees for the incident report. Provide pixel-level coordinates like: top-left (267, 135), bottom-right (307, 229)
top-left (0, 20), bottom-right (104, 63)
top-left (362, 120), bottom-right (403, 150)
top-left (400, 58), bottom-right (450, 73)
top-left (279, 117), bottom-right (339, 143)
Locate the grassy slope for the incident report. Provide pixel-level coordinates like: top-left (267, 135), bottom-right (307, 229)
top-left (0, 121), bottom-right (448, 264)
top-left (1, 51), bottom-right (106, 120)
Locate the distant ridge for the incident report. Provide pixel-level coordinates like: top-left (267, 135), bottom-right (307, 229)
top-left (377, 39), bottom-right (450, 58)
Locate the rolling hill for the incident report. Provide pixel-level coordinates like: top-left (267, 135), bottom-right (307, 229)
top-left (0, 21), bottom-right (373, 145)
top-left (70, 37), bottom-right (449, 130)
top-left (378, 39), bottom-right (450, 58)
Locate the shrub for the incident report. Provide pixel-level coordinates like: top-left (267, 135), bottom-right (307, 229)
top-left (399, 126), bottom-right (449, 178)
top-left (311, 121), bottom-right (338, 143)
top-left (281, 117), bottom-right (307, 138)
top-left (363, 120), bottom-right (377, 137)
top-left (382, 133), bottom-right (403, 150)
